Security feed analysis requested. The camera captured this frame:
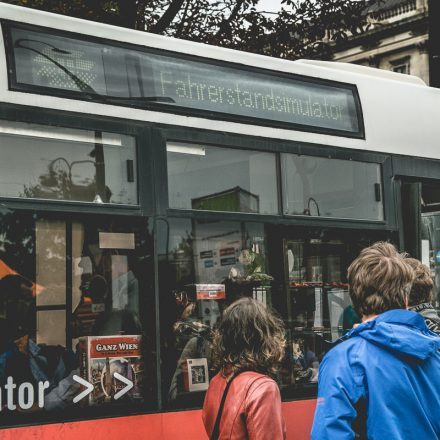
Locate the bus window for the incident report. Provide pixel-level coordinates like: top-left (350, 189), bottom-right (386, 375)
top-left (157, 217), bottom-right (387, 407)
top-left (0, 209), bottom-right (155, 423)
top-left (167, 142), bottom-right (278, 214)
top-left (279, 238), bottom-right (353, 389)
top-left (0, 121), bottom-right (137, 205)
top-left (281, 154), bottom-right (384, 220)
top-left (157, 218), bottom-right (270, 408)
top-left (268, 231), bottom-right (385, 397)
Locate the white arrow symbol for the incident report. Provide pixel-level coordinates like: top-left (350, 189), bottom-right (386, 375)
top-left (113, 372), bottom-right (133, 400)
top-left (73, 375), bottom-right (94, 403)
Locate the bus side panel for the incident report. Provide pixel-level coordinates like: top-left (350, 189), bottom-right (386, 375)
top-left (283, 399), bottom-right (317, 438)
top-left (0, 400), bottom-right (316, 439)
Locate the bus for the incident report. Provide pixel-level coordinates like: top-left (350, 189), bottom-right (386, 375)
top-left (0, 3), bottom-right (439, 439)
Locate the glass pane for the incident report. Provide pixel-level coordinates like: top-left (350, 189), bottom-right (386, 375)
top-left (71, 225), bottom-right (143, 341)
top-left (36, 219), bottom-right (66, 306)
top-left (10, 25), bottom-right (361, 135)
top-left (281, 154), bottom-right (384, 220)
top-left (158, 219), bottom-right (271, 408)
top-left (158, 217), bottom-right (390, 405)
top-left (167, 143), bottom-right (278, 214)
top-left (278, 237), bottom-right (366, 394)
top-left (0, 121), bottom-right (137, 204)
top-left (70, 218), bottom-right (154, 410)
top-left (0, 210), bottom-right (155, 425)
top-left (284, 239), bottom-right (352, 337)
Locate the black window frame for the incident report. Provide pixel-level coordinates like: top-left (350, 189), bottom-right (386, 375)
top-left (0, 103), bottom-right (153, 215)
top-left (166, 141), bottom-right (281, 216)
top-left (280, 151), bottom-right (386, 222)
top-left (2, 20), bottom-right (365, 140)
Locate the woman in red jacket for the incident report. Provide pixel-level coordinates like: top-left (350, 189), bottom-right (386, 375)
top-left (202, 297), bottom-right (286, 440)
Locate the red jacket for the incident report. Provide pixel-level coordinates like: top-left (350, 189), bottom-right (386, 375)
top-left (202, 371), bottom-right (286, 440)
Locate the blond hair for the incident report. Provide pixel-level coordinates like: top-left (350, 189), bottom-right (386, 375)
top-left (405, 258), bottom-right (434, 306)
top-left (347, 242), bottom-right (414, 316)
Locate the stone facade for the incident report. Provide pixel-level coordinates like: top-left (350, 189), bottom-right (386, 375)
top-left (333, 0), bottom-right (429, 84)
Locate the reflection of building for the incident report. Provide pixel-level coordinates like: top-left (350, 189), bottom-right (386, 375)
top-left (333, 0), bottom-right (430, 84)
top-left (191, 186), bottom-right (260, 213)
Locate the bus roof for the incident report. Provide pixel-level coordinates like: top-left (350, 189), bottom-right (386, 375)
top-left (0, 2), bottom-right (438, 161)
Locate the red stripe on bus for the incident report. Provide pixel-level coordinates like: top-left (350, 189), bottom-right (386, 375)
top-left (0, 399), bottom-right (316, 439)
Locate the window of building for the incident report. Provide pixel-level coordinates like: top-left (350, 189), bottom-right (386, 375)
top-left (0, 121), bottom-right (138, 205)
top-left (281, 154), bottom-right (384, 220)
top-left (393, 64), bottom-right (409, 74)
top-left (391, 57), bottom-right (410, 75)
top-left (0, 210), bottom-right (155, 424)
top-left (167, 142), bottom-right (278, 214)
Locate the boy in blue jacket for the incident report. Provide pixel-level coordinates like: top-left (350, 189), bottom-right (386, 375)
top-left (311, 242), bottom-right (440, 439)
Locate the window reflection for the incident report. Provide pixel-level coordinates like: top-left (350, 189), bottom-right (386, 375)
top-left (0, 121), bottom-right (137, 205)
top-left (167, 143), bottom-right (278, 214)
top-left (158, 219), bottom-right (271, 408)
top-left (279, 238), bottom-right (362, 391)
top-left (35, 220), bottom-right (66, 308)
top-left (281, 154), bottom-right (384, 220)
top-left (71, 228), bottom-right (142, 340)
top-left (0, 209), bottom-right (154, 423)
top-left (158, 219), bottom-right (382, 406)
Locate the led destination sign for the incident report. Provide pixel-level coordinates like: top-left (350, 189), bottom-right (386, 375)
top-left (8, 24), bottom-right (361, 135)
top-left (157, 67), bottom-right (356, 132)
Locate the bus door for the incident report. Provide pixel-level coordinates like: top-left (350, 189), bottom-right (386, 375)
top-left (400, 180), bottom-right (440, 311)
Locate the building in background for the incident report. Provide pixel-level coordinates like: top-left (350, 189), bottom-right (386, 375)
top-left (333, 0), bottom-right (430, 84)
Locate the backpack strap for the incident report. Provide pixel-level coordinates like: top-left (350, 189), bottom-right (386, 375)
top-left (210, 371), bottom-right (243, 440)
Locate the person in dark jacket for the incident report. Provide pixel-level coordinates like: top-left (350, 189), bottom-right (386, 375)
top-left (202, 297), bottom-right (286, 440)
top-left (405, 257), bottom-right (440, 336)
top-left (311, 242), bottom-right (440, 439)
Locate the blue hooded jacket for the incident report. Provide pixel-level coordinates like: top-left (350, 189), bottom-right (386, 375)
top-left (311, 309), bottom-right (440, 439)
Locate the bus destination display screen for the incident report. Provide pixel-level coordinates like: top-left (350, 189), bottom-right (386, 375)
top-left (7, 24), bottom-right (362, 136)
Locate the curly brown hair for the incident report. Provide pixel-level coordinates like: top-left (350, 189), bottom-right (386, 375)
top-left (211, 297), bottom-right (285, 377)
top-left (347, 242), bottom-right (414, 317)
top-left (405, 258), bottom-right (434, 306)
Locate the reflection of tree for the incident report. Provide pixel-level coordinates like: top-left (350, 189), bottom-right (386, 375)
top-left (0, 211), bottom-right (70, 301)
top-left (0, 210), bottom-right (35, 282)
top-left (35, 219), bottom-right (67, 300)
top-left (14, 38), bottom-right (97, 95)
top-left (172, 230), bottom-right (194, 286)
top-left (21, 156), bottom-right (99, 202)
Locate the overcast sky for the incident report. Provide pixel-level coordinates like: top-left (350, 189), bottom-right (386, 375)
top-left (257, 0), bottom-right (283, 12)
